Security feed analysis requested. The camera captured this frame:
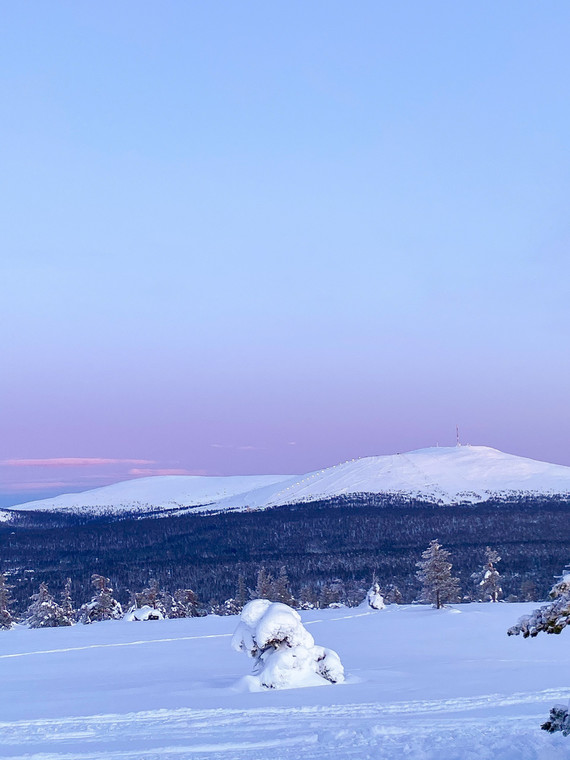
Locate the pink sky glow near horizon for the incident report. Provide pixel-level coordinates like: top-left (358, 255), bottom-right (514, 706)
top-left (2, 3), bottom-right (570, 506)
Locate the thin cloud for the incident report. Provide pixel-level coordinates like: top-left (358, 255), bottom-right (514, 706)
top-left (3, 481), bottom-right (80, 492)
top-left (128, 468), bottom-right (206, 477)
top-left (210, 444), bottom-right (263, 451)
top-left (1, 458), bottom-right (155, 468)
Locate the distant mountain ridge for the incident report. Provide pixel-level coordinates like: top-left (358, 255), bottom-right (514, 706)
top-left (6, 445), bottom-right (570, 518)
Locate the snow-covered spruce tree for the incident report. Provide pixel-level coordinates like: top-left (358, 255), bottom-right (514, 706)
top-left (215, 575), bottom-right (251, 616)
top-left (27, 582), bottom-right (72, 628)
top-left (272, 566), bottom-right (294, 606)
top-left (60, 578), bottom-right (75, 622)
top-left (0, 573), bottom-right (14, 630)
top-left (416, 539), bottom-right (461, 609)
top-left (366, 580), bottom-right (385, 610)
top-left (298, 584), bottom-right (318, 610)
top-left (79, 574), bottom-right (123, 624)
top-left (131, 579), bottom-right (168, 617)
top-left (170, 588), bottom-right (201, 618)
top-left (253, 567), bottom-right (273, 600)
top-left (385, 584), bottom-right (403, 605)
top-left (232, 599), bottom-right (344, 689)
top-left (508, 567), bottom-right (570, 735)
top-left (473, 547), bottom-right (502, 602)
top-left (319, 580), bottom-right (343, 609)
top-left (236, 574), bottom-right (248, 610)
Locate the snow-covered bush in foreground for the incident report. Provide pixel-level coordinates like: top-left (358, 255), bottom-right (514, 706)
top-left (508, 571), bottom-right (570, 638)
top-left (232, 599), bottom-right (344, 690)
top-left (508, 568), bottom-right (570, 735)
top-left (542, 705), bottom-right (570, 736)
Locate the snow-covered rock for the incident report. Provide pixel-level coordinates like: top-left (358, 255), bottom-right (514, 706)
top-left (232, 600), bottom-right (344, 690)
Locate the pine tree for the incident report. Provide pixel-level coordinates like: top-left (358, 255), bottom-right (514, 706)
top-left (61, 578), bottom-right (75, 622)
top-left (27, 582), bottom-right (72, 628)
top-left (416, 539), bottom-right (460, 609)
top-left (219, 575), bottom-right (249, 616)
top-left (385, 584), bottom-right (403, 604)
top-left (476, 547), bottom-right (502, 602)
top-left (272, 566), bottom-right (294, 606)
top-left (0, 573), bottom-right (14, 630)
top-left (235, 574), bottom-right (248, 609)
top-left (79, 574), bottom-right (123, 624)
top-left (134, 579), bottom-right (169, 616)
top-left (319, 583), bottom-right (341, 608)
top-left (520, 579), bottom-right (538, 602)
top-left (253, 567), bottom-right (273, 600)
top-left (171, 588), bottom-right (200, 618)
top-left (298, 584), bottom-right (318, 609)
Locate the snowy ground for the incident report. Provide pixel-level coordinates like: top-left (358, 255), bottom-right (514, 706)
top-left (1, 603), bottom-right (569, 759)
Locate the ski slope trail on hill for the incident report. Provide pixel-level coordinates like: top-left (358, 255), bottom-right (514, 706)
top-left (8, 445), bottom-right (570, 517)
top-left (1, 604), bottom-right (569, 759)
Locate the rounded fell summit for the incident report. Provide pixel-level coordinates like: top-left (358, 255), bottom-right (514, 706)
top-left (254, 445), bottom-right (570, 508)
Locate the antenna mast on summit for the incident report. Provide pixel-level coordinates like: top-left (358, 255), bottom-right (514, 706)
top-left (456, 425), bottom-right (460, 447)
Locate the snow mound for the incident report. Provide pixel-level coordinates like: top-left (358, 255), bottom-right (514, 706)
top-left (232, 600), bottom-right (344, 690)
top-left (124, 605), bottom-right (164, 622)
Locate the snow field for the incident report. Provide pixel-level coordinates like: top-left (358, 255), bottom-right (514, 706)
top-left (0, 604), bottom-right (570, 759)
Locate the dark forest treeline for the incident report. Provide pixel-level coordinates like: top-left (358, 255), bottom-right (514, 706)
top-left (1, 494), bottom-right (569, 613)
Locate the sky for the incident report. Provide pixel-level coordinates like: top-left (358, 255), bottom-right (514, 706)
top-left (1, 2), bottom-right (570, 506)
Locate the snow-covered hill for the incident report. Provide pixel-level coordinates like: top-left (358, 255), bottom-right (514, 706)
top-left (247, 445), bottom-right (570, 509)
top-left (7, 445), bottom-right (570, 517)
top-left (7, 473), bottom-right (294, 515)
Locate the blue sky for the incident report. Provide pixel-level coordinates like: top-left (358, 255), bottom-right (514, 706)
top-left (1, 2), bottom-right (569, 505)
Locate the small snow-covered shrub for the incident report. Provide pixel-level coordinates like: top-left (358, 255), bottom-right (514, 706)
top-left (124, 605), bottom-right (164, 622)
top-left (508, 571), bottom-right (570, 638)
top-left (366, 582), bottom-right (385, 610)
top-left (542, 705), bottom-right (570, 736)
top-left (508, 567), bottom-right (570, 735)
top-left (232, 600), bottom-right (344, 690)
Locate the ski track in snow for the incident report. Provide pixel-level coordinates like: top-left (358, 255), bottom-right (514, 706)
top-left (0, 633), bottom-right (232, 660)
top-left (2, 695), bottom-right (570, 760)
top-left (0, 612), bottom-right (372, 661)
